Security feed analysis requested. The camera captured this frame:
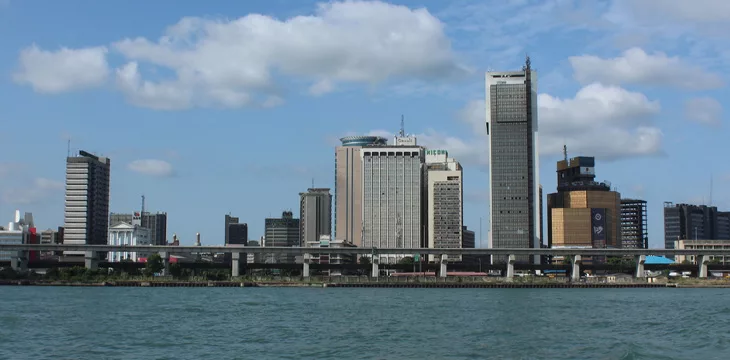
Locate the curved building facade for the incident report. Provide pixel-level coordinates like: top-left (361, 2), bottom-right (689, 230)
top-left (335, 135), bottom-right (388, 248)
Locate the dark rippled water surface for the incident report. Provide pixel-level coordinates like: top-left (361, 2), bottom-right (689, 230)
top-left (1, 287), bottom-right (729, 359)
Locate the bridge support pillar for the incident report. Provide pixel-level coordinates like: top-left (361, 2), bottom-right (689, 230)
top-left (11, 251), bottom-right (28, 272)
top-left (84, 251), bottom-right (98, 271)
top-left (698, 255), bottom-right (709, 278)
top-left (302, 253), bottom-right (311, 278)
top-left (231, 252), bottom-right (242, 278)
top-left (371, 255), bottom-right (379, 278)
top-left (506, 254), bottom-right (516, 280)
top-left (635, 255), bottom-right (646, 278)
top-left (439, 254), bottom-right (448, 278)
top-left (571, 255), bottom-right (582, 282)
top-left (159, 252), bottom-right (170, 276)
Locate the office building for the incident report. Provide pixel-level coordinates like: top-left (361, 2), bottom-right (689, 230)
top-left (300, 188), bottom-right (332, 247)
top-left (361, 130), bottom-right (424, 264)
top-left (547, 155), bottom-right (621, 263)
top-left (425, 149), bottom-right (463, 262)
top-left (334, 135), bottom-right (387, 247)
top-left (39, 227), bottom-right (63, 259)
top-left (664, 202), bottom-right (730, 252)
top-left (304, 235), bottom-right (356, 276)
top-left (461, 225), bottom-right (476, 264)
top-left (223, 214), bottom-right (247, 245)
top-left (621, 199), bottom-right (648, 249)
top-left (110, 211), bottom-right (167, 245)
top-left (264, 211), bottom-right (300, 263)
top-left (0, 210), bottom-right (36, 262)
top-left (674, 240), bottom-right (730, 265)
top-left (486, 57), bottom-right (540, 263)
top-left (63, 150), bottom-right (111, 256)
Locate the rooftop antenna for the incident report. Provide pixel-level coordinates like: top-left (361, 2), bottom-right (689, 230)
top-left (399, 115), bottom-right (405, 137)
top-left (523, 54), bottom-right (531, 71)
top-left (563, 144), bottom-right (568, 162)
top-left (311, 178), bottom-right (314, 189)
top-left (710, 174), bottom-right (713, 206)
top-left (141, 195), bottom-right (145, 214)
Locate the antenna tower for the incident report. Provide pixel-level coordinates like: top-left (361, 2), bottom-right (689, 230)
top-left (141, 195), bottom-right (146, 214)
top-left (67, 139), bottom-right (71, 158)
top-left (311, 178), bottom-right (314, 189)
top-left (563, 144), bottom-right (568, 162)
top-left (710, 174), bottom-right (713, 206)
top-left (523, 54), bottom-right (531, 71)
top-left (399, 115), bottom-right (405, 137)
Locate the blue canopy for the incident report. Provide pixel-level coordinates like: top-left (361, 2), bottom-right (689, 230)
top-left (645, 255), bottom-right (675, 265)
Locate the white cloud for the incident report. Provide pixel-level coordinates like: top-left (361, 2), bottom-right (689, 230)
top-left (127, 159), bottom-right (174, 177)
top-left (684, 97), bottom-right (723, 127)
top-left (612, 0), bottom-right (730, 25)
top-left (2, 178), bottom-right (64, 205)
top-left (110, 1), bottom-right (465, 109)
top-left (569, 47), bottom-right (724, 90)
top-left (13, 44), bottom-right (109, 93)
top-left (538, 83), bottom-right (663, 160)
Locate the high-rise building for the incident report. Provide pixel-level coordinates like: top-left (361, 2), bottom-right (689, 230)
top-left (621, 199), bottom-right (648, 249)
top-left (425, 149), bottom-right (463, 261)
top-left (264, 211), bottom-right (300, 263)
top-left (224, 214), bottom-right (247, 245)
top-left (300, 188), bottom-right (332, 247)
top-left (361, 131), bottom-right (424, 264)
top-left (63, 150), bottom-right (111, 257)
top-left (110, 211), bottom-right (167, 245)
top-left (486, 56), bottom-right (540, 263)
top-left (547, 155), bottom-right (621, 263)
top-left (334, 136), bottom-right (387, 247)
top-left (663, 202), bottom-right (730, 252)
top-left (224, 214), bottom-right (239, 245)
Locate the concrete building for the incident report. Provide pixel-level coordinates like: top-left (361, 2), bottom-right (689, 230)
top-left (547, 155), bottom-right (621, 263)
top-left (264, 211), bottom-right (300, 263)
top-left (223, 215), bottom-right (248, 245)
top-left (361, 131), bottom-right (424, 264)
top-left (107, 221), bottom-right (151, 262)
top-left (664, 203), bottom-right (730, 254)
top-left (334, 135), bottom-right (387, 247)
top-left (300, 188), bottom-right (332, 247)
top-left (674, 240), bottom-right (730, 265)
top-left (63, 150), bottom-right (111, 257)
top-left (486, 57), bottom-right (540, 264)
top-left (110, 211), bottom-right (167, 245)
top-left (425, 149), bottom-right (463, 262)
top-left (461, 225), bottom-right (476, 264)
top-left (0, 210), bottom-right (36, 262)
top-left (305, 235), bottom-right (356, 276)
top-left (39, 227), bottom-right (63, 259)
top-left (621, 199), bottom-right (648, 249)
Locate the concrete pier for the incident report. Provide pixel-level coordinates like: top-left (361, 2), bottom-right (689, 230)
top-left (303, 253), bottom-right (311, 278)
top-left (84, 251), bottom-right (98, 271)
top-left (571, 255), bottom-right (582, 282)
top-left (231, 252), bottom-right (242, 277)
top-left (635, 255), bottom-right (646, 278)
top-left (698, 255), bottom-right (709, 278)
top-left (371, 255), bottom-right (379, 278)
top-left (439, 254), bottom-right (448, 278)
top-left (10, 251), bottom-right (27, 271)
top-left (506, 254), bottom-right (516, 280)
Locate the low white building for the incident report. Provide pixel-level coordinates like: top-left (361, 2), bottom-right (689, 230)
top-left (108, 223), bottom-right (151, 262)
top-left (0, 210), bottom-right (34, 262)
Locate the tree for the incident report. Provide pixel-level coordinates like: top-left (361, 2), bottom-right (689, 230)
top-left (359, 256), bottom-right (371, 265)
top-left (144, 253), bottom-right (165, 277)
top-left (169, 263), bottom-right (182, 278)
top-left (398, 256), bottom-right (414, 265)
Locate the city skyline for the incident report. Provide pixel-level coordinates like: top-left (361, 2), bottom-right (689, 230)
top-left (1, 0), bottom-right (728, 247)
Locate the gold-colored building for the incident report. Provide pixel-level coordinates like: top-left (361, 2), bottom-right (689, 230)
top-left (547, 156), bottom-right (621, 256)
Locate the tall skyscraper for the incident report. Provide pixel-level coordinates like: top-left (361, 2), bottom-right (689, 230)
top-left (264, 211), bottom-right (300, 263)
top-left (334, 135), bottom-right (387, 247)
top-left (63, 150), bottom-right (111, 256)
top-left (425, 149), bottom-right (463, 261)
top-left (300, 188), bottom-right (332, 246)
top-left (486, 57), bottom-right (540, 263)
top-left (361, 131), bottom-right (424, 264)
top-left (224, 214), bottom-right (240, 244)
top-left (621, 199), bottom-right (648, 249)
top-left (546, 155), bottom-right (621, 263)
top-left (664, 202), bottom-right (730, 252)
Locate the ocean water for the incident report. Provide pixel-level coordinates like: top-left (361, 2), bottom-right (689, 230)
top-left (0, 287), bottom-right (728, 359)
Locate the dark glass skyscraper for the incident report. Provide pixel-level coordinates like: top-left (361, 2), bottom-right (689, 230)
top-left (486, 57), bottom-right (540, 264)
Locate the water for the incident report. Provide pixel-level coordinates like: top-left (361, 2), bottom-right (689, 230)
top-left (0, 287), bottom-right (728, 359)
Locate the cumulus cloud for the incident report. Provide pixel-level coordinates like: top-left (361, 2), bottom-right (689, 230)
top-left (2, 178), bottom-right (64, 205)
top-left (108, 1), bottom-right (465, 109)
top-left (538, 83), bottom-right (663, 160)
top-left (127, 159), bottom-right (175, 177)
top-left (684, 97), bottom-right (723, 127)
top-left (13, 44), bottom-right (109, 93)
top-left (569, 47), bottom-right (724, 90)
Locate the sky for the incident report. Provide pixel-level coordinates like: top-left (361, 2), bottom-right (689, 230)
top-left (0, 0), bottom-right (728, 248)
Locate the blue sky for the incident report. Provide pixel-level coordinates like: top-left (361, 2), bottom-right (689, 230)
top-left (0, 0), bottom-right (728, 248)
